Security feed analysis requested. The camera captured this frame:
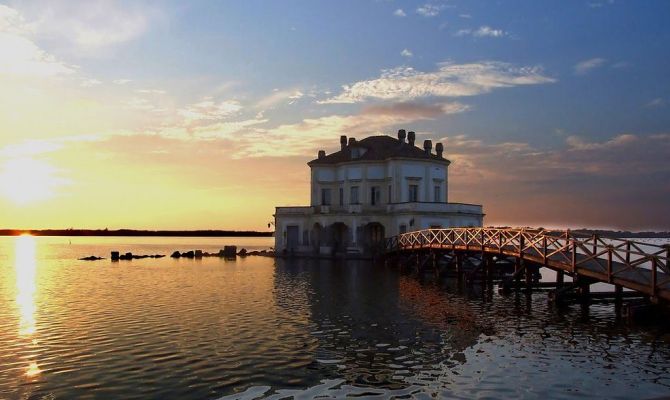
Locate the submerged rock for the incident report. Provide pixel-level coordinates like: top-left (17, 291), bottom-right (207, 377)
top-left (79, 256), bottom-right (104, 261)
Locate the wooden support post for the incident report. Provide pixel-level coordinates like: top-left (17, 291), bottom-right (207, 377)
top-left (456, 253), bottom-right (463, 274)
top-left (487, 255), bottom-right (494, 282)
top-left (576, 275), bottom-right (591, 306)
top-left (556, 270), bottom-right (564, 285)
top-left (592, 234), bottom-right (597, 257)
top-left (651, 256), bottom-right (657, 298)
top-left (515, 257), bottom-right (522, 286)
top-left (525, 263), bottom-right (533, 291)
top-left (614, 284), bottom-right (623, 311)
top-left (571, 239), bottom-right (577, 273)
top-left (607, 246), bottom-right (613, 283)
top-left (413, 253), bottom-right (418, 273)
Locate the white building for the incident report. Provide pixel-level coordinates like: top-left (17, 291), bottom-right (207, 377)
top-left (274, 129), bottom-right (484, 257)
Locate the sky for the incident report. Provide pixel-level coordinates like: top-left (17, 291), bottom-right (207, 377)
top-left (0, 0), bottom-right (668, 231)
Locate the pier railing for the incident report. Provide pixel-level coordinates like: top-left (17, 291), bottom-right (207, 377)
top-left (385, 228), bottom-right (670, 300)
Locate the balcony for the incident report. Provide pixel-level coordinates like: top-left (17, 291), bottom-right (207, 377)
top-left (275, 206), bottom-right (313, 216)
top-left (387, 202), bottom-right (483, 215)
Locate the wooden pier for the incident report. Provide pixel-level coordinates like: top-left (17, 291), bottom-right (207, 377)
top-left (384, 228), bottom-right (670, 308)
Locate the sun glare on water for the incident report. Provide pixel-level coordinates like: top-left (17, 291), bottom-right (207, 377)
top-left (15, 235), bottom-right (37, 336)
top-left (0, 157), bottom-right (62, 205)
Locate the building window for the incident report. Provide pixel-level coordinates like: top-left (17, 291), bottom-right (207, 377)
top-left (434, 185), bottom-right (441, 202)
top-left (370, 186), bottom-right (380, 205)
top-left (350, 186), bottom-right (359, 204)
top-left (388, 185), bottom-right (392, 204)
top-left (408, 184), bottom-right (419, 202)
top-left (399, 224), bottom-right (407, 234)
top-left (339, 187), bottom-right (344, 206)
top-left (321, 188), bottom-right (331, 205)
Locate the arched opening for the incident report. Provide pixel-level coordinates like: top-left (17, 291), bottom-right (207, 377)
top-left (330, 222), bottom-right (349, 255)
top-left (363, 222), bottom-right (386, 254)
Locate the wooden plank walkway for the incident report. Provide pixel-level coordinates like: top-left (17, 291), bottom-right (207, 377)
top-left (384, 228), bottom-right (670, 302)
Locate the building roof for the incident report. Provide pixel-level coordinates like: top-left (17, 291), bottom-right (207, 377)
top-left (308, 135), bottom-right (450, 166)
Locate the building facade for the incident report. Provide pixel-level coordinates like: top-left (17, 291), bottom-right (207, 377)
top-left (274, 129), bottom-right (484, 257)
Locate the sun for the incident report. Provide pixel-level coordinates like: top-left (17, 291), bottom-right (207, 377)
top-left (0, 157), bottom-right (63, 205)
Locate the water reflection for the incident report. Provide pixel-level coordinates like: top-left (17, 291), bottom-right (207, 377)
top-left (15, 235), bottom-right (37, 336)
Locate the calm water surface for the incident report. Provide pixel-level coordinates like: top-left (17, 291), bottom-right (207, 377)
top-left (1, 236), bottom-right (669, 399)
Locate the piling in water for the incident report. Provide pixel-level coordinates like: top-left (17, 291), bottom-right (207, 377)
top-left (223, 246), bottom-right (237, 258)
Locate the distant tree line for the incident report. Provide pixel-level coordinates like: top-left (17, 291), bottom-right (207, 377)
top-left (0, 229), bottom-right (274, 237)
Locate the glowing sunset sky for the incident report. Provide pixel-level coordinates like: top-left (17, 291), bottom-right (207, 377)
top-left (0, 1), bottom-right (668, 231)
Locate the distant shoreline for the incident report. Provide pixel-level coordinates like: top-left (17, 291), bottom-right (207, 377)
top-left (0, 228), bottom-right (668, 239)
top-left (0, 229), bottom-right (274, 237)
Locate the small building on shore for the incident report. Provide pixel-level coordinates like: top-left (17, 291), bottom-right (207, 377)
top-left (274, 129), bottom-right (484, 257)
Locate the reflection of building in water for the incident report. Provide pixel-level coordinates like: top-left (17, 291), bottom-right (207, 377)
top-left (272, 258), bottom-right (481, 388)
top-left (397, 276), bottom-right (483, 350)
top-left (274, 130), bottom-right (484, 257)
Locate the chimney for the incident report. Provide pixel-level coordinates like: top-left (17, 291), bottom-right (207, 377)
top-left (348, 137), bottom-right (356, 146)
top-left (318, 150), bottom-right (326, 159)
top-left (435, 142), bottom-right (444, 158)
top-left (423, 139), bottom-right (432, 154)
top-left (340, 135), bottom-right (347, 150)
top-left (407, 131), bottom-right (416, 146)
top-left (397, 129), bottom-right (406, 143)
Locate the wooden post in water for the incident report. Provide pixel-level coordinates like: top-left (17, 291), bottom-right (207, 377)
top-left (456, 252), bottom-right (463, 275)
top-left (614, 284), bottom-right (623, 314)
top-left (515, 257), bottom-right (523, 287)
top-left (525, 262), bottom-right (533, 291)
top-left (576, 275), bottom-right (591, 306)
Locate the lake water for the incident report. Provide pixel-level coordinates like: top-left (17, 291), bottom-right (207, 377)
top-left (1, 236), bottom-right (669, 399)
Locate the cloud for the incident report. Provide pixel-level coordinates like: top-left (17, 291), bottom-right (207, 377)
top-left (416, 4), bottom-right (444, 17)
top-left (113, 79), bottom-right (132, 85)
top-left (361, 102), bottom-right (470, 118)
top-left (565, 134), bottom-right (636, 150)
top-left (456, 26), bottom-right (507, 38)
top-left (400, 48), bottom-right (413, 58)
top-left (124, 97), bottom-right (164, 113)
top-left (473, 26), bottom-right (506, 37)
top-left (178, 98), bottom-right (242, 125)
top-left (574, 58), bottom-right (606, 75)
top-left (20, 0), bottom-right (157, 52)
top-left (321, 61), bottom-right (555, 104)
top-left (190, 118), bottom-right (269, 140)
top-left (459, 14), bottom-right (472, 19)
top-left (587, 0), bottom-right (614, 8)
top-left (256, 89), bottom-right (305, 110)
top-left (645, 98), bottom-right (664, 108)
top-left (135, 89), bottom-right (167, 95)
top-left (0, 5), bottom-right (76, 77)
top-left (228, 100), bottom-right (471, 159)
top-left (444, 132), bottom-right (670, 229)
top-left (393, 9), bottom-right (406, 17)
top-left (80, 78), bottom-right (102, 87)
